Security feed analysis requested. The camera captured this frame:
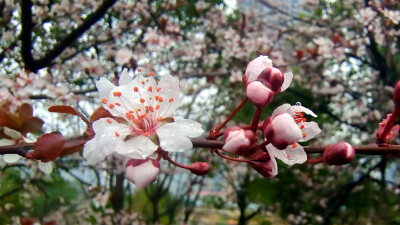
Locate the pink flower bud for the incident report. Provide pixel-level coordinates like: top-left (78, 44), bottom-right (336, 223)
top-left (125, 158), bottom-right (160, 189)
top-left (244, 55), bottom-right (273, 84)
top-left (252, 161), bottom-right (275, 178)
top-left (223, 127), bottom-right (255, 154)
top-left (246, 81), bottom-right (274, 106)
top-left (257, 67), bottom-right (284, 92)
top-left (393, 80), bottom-right (400, 105)
top-left (323, 142), bottom-right (355, 165)
top-left (187, 162), bottom-right (210, 175)
top-left (263, 113), bottom-right (302, 150)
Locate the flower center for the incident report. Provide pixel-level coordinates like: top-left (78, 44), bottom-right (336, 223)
top-left (102, 69), bottom-right (176, 137)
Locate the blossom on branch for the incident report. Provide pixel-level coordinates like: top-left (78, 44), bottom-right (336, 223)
top-left (125, 158), bottom-right (160, 190)
top-left (83, 69), bottom-right (204, 163)
top-left (263, 103), bottom-right (321, 176)
top-left (243, 55), bottom-right (293, 106)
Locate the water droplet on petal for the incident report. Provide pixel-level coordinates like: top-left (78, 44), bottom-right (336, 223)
top-left (178, 147), bottom-right (184, 152)
top-left (296, 102), bottom-right (301, 106)
top-left (101, 134), bottom-right (106, 138)
top-left (192, 128), bottom-right (197, 132)
top-left (171, 133), bottom-right (175, 137)
top-left (189, 124), bottom-right (194, 127)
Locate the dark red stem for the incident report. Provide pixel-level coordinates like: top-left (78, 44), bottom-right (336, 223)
top-left (250, 106), bottom-right (262, 132)
top-left (162, 153), bottom-right (192, 170)
top-left (213, 97), bottom-right (248, 134)
top-left (306, 157), bottom-right (324, 164)
top-left (379, 106), bottom-right (400, 143)
top-left (214, 149), bottom-right (254, 163)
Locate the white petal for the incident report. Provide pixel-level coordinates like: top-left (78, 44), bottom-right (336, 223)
top-left (92, 118), bottom-right (131, 136)
top-left (118, 69), bottom-right (132, 85)
top-left (83, 119), bottom-right (130, 165)
top-left (3, 127), bottom-right (22, 139)
top-left (268, 143), bottom-right (307, 166)
top-left (289, 105), bottom-right (317, 117)
top-left (0, 139), bottom-right (14, 146)
top-left (157, 75), bottom-right (181, 117)
top-left (298, 121), bottom-right (321, 142)
top-left (96, 77), bottom-right (116, 101)
top-left (38, 161), bottom-right (53, 174)
top-left (83, 138), bottom-right (109, 165)
top-left (115, 136), bottom-right (159, 159)
top-left (3, 154), bottom-right (21, 163)
top-left (271, 104), bottom-right (291, 119)
top-left (267, 149), bottom-right (278, 176)
top-left (169, 119), bottom-right (204, 138)
top-left (156, 119), bottom-right (203, 152)
top-left (280, 72), bottom-right (293, 92)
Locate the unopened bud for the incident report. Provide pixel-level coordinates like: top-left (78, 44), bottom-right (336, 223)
top-left (223, 127), bottom-right (255, 154)
top-left (246, 81), bottom-right (274, 106)
top-left (125, 158), bottom-right (160, 189)
top-left (393, 80), bottom-right (400, 105)
top-left (188, 162), bottom-right (210, 175)
top-left (244, 55), bottom-right (273, 84)
top-left (323, 142), bottom-right (355, 165)
top-left (258, 67), bottom-right (284, 92)
top-left (252, 161), bottom-right (274, 178)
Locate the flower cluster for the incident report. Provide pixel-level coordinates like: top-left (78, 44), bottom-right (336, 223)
top-left (218, 55), bottom-right (322, 177)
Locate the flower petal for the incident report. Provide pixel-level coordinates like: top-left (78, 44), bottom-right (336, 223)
top-left (3, 127), bottom-right (22, 139)
top-left (289, 105), bottom-right (317, 117)
top-left (268, 143), bottom-right (307, 166)
top-left (271, 104), bottom-right (291, 119)
top-left (268, 150), bottom-right (279, 176)
top-left (280, 72), bottom-right (293, 92)
top-left (125, 159), bottom-right (160, 189)
top-left (245, 55), bottom-right (273, 83)
top-left (96, 77), bottom-right (116, 102)
top-left (38, 161), bottom-right (53, 174)
top-left (83, 118), bottom-right (130, 164)
top-left (3, 154), bottom-right (21, 163)
top-left (271, 113), bottom-right (302, 144)
top-left (156, 119), bottom-right (203, 152)
top-left (298, 121), bottom-right (321, 142)
top-left (157, 75), bottom-right (181, 117)
top-left (115, 135), bottom-right (158, 159)
top-left (118, 68), bottom-right (132, 85)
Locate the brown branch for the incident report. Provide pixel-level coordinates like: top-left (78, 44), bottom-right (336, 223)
top-left (20, 0), bottom-right (117, 72)
top-left (2, 137), bottom-right (400, 159)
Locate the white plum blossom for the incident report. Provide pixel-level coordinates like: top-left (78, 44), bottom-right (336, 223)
top-left (264, 103), bottom-right (321, 176)
top-left (83, 69), bottom-right (204, 165)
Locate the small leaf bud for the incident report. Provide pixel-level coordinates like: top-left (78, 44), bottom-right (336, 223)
top-left (187, 162), bottom-right (210, 175)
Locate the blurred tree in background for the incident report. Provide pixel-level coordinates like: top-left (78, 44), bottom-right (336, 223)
top-left (1, 0), bottom-right (400, 224)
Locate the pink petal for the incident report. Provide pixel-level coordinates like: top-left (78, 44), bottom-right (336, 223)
top-left (125, 159), bottom-right (160, 189)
